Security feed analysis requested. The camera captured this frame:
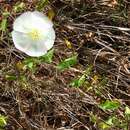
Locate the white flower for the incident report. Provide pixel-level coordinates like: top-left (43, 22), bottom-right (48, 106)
top-left (12, 11), bottom-right (55, 57)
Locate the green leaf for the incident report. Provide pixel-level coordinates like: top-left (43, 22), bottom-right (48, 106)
top-left (98, 122), bottom-right (111, 130)
top-left (5, 75), bottom-right (17, 81)
top-left (39, 49), bottom-right (54, 63)
top-left (22, 49), bottom-right (54, 71)
top-left (36, 0), bottom-right (48, 11)
top-left (99, 116), bottom-right (123, 130)
top-left (69, 65), bottom-right (93, 87)
top-left (90, 113), bottom-right (98, 123)
top-left (3, 12), bottom-right (10, 18)
top-left (0, 19), bottom-right (7, 32)
top-left (27, 62), bottom-right (34, 69)
top-left (57, 55), bottom-right (77, 71)
top-left (105, 116), bottom-right (118, 126)
top-left (23, 57), bottom-right (36, 70)
top-left (119, 122), bottom-right (128, 130)
top-left (99, 100), bottom-right (120, 111)
top-left (125, 106), bottom-right (130, 115)
top-left (70, 75), bottom-right (86, 87)
top-left (13, 2), bottom-right (25, 12)
top-left (105, 118), bottom-right (113, 126)
top-left (0, 115), bottom-right (7, 128)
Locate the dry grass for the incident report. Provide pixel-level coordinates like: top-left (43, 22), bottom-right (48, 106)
top-left (0, 0), bottom-right (130, 130)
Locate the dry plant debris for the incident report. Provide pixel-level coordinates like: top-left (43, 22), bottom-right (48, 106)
top-left (0, 0), bottom-right (130, 130)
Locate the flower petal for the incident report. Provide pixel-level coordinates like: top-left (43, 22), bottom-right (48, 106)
top-left (32, 11), bottom-right (53, 28)
top-left (12, 30), bottom-right (31, 52)
top-left (44, 28), bottom-right (55, 50)
top-left (13, 11), bottom-right (33, 33)
top-left (12, 31), bottom-right (47, 57)
top-left (25, 46), bottom-right (47, 57)
top-left (13, 11), bottom-right (53, 33)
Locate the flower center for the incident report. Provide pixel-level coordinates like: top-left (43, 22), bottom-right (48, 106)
top-left (28, 29), bottom-right (41, 41)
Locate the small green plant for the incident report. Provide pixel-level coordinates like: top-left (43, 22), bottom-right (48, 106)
top-left (39, 49), bottom-right (54, 63)
top-left (0, 11), bottom-right (10, 32)
top-left (22, 57), bottom-right (37, 71)
top-left (57, 55), bottom-right (77, 71)
top-left (124, 106), bottom-right (130, 127)
top-left (70, 65), bottom-right (93, 87)
top-left (70, 74), bottom-right (86, 88)
top-left (20, 49), bottom-right (54, 71)
top-left (0, 115), bottom-right (7, 129)
top-left (0, 19), bottom-right (7, 32)
top-left (98, 116), bottom-right (127, 130)
top-left (98, 121), bottom-right (111, 130)
top-left (36, 0), bottom-right (49, 11)
top-left (13, 2), bottom-right (25, 12)
top-left (89, 113), bottom-right (98, 124)
top-left (5, 74), bottom-right (17, 81)
top-left (99, 100), bottom-right (120, 111)
top-left (125, 106), bottom-right (130, 116)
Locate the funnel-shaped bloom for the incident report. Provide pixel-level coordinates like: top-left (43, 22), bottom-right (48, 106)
top-left (12, 11), bottom-right (55, 57)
